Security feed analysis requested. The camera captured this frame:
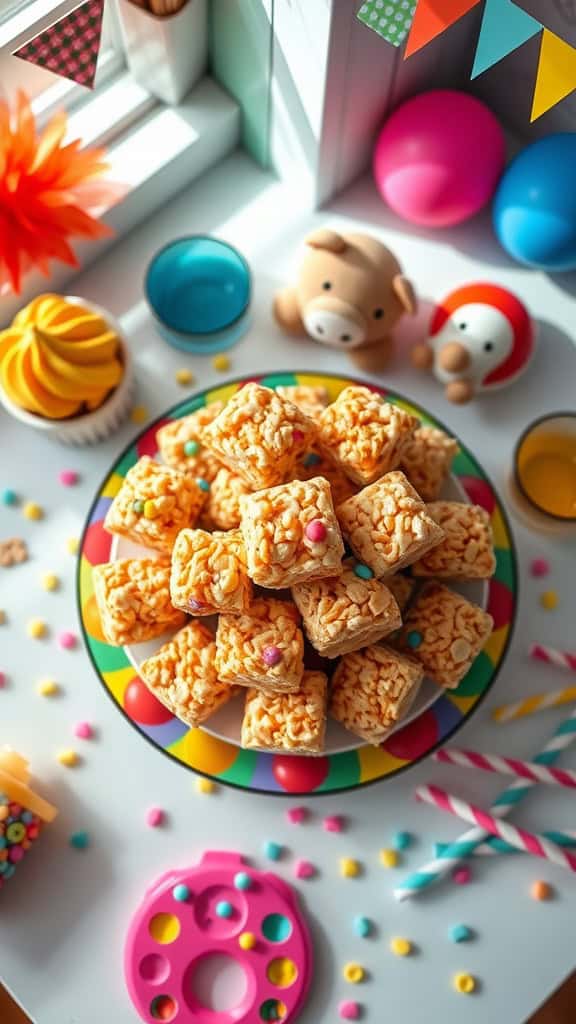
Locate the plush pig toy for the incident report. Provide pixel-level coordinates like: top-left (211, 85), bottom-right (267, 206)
top-left (273, 228), bottom-right (416, 371)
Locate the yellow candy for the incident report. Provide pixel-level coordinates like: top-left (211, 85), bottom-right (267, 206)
top-left (340, 857), bottom-right (361, 878)
top-left (212, 354), bottom-right (230, 372)
top-left (66, 536), bottom-right (80, 555)
top-left (196, 778), bottom-right (216, 794)
top-left (41, 572), bottom-right (59, 592)
top-left (143, 499), bottom-right (159, 519)
top-left (0, 610), bottom-right (5, 625)
top-left (390, 937), bottom-right (412, 957)
top-left (379, 848), bottom-right (399, 868)
top-left (57, 749), bottom-right (79, 767)
top-left (342, 962), bottom-right (365, 984)
top-left (238, 932), bottom-right (257, 951)
top-left (27, 618), bottom-right (46, 639)
top-left (540, 590), bottom-right (558, 610)
top-left (176, 368), bottom-right (194, 386)
top-left (37, 679), bottom-right (59, 697)
top-left (23, 501), bottom-right (43, 520)
top-left (130, 405), bottom-right (149, 424)
top-left (453, 972), bottom-right (476, 995)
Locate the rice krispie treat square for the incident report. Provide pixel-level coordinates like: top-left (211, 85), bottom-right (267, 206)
top-left (241, 670), bottom-right (328, 754)
top-left (337, 471), bottom-right (444, 576)
top-left (215, 597), bottom-right (304, 692)
top-left (293, 449), bottom-right (357, 508)
top-left (156, 402), bottom-right (224, 482)
top-left (317, 386), bottom-right (418, 486)
top-left (292, 562), bottom-right (401, 658)
top-left (275, 384), bottom-right (329, 419)
top-left (93, 558), bottom-right (187, 646)
top-left (385, 573), bottom-right (415, 613)
top-left (412, 502), bottom-right (496, 579)
top-left (140, 621), bottom-right (236, 728)
top-left (397, 582), bottom-right (494, 689)
top-left (205, 467), bottom-right (252, 531)
top-left (170, 527), bottom-right (252, 616)
top-left (240, 476), bottom-right (344, 588)
top-left (201, 383), bottom-right (317, 489)
top-left (400, 425), bottom-right (458, 502)
top-left (104, 456), bottom-right (207, 555)
top-left (330, 644), bottom-right (423, 746)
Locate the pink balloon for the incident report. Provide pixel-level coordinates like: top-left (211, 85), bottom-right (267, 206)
top-left (373, 90), bottom-right (505, 227)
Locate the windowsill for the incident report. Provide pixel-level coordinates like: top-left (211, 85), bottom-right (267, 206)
top-left (0, 75), bottom-right (240, 325)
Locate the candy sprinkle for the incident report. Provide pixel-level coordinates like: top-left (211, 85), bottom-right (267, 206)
top-left (262, 645), bottom-right (282, 667)
top-left (57, 749), bottom-right (79, 767)
top-left (196, 777), bottom-right (216, 795)
top-left (294, 859), bottom-right (315, 879)
top-left (305, 519), bottom-right (327, 542)
top-left (0, 671), bottom-right (6, 689)
top-left (390, 937), bottom-right (412, 957)
top-left (66, 537), bottom-right (79, 555)
top-left (196, 477), bottom-right (210, 493)
top-left (449, 924), bottom-right (473, 944)
top-left (175, 368), bottom-right (194, 386)
top-left (339, 1000), bottom-right (361, 1020)
top-left (406, 630), bottom-right (423, 649)
top-left (146, 807), bottom-right (165, 828)
top-left (212, 354), bottom-right (230, 372)
top-left (58, 631), bottom-right (77, 651)
top-left (540, 590), bottom-right (559, 610)
top-left (393, 831), bottom-right (413, 851)
top-left (59, 470), bottom-right (79, 486)
top-left (23, 501), bottom-right (43, 520)
top-left (1, 488), bottom-right (18, 506)
top-left (27, 618), bottom-right (47, 639)
top-left (184, 440), bottom-right (200, 457)
top-left (37, 679), bottom-right (59, 697)
top-left (452, 865), bottom-right (471, 885)
top-left (353, 562), bottom-right (373, 580)
top-left (379, 848), bottom-right (399, 868)
top-left (353, 916), bottom-right (372, 938)
top-left (74, 722), bottom-right (93, 740)
top-left (530, 558), bottom-right (550, 578)
top-left (453, 972), bottom-right (476, 995)
top-left (41, 572), bottom-right (59, 592)
top-left (143, 499), bottom-right (159, 519)
top-left (130, 405), bottom-right (149, 424)
top-left (342, 963), bottom-right (365, 984)
top-left (531, 880), bottom-right (553, 901)
top-left (69, 831), bottom-right (90, 850)
top-left (286, 806), bottom-right (308, 825)
top-left (263, 840), bottom-right (283, 861)
top-left (340, 857), bottom-right (361, 878)
top-left (323, 814), bottom-right (345, 833)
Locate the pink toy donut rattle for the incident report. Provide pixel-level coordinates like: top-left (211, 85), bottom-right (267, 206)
top-left (125, 851), bottom-right (312, 1023)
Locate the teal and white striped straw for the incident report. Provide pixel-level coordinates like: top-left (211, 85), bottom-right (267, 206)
top-left (435, 830), bottom-right (576, 857)
top-left (394, 708), bottom-right (576, 901)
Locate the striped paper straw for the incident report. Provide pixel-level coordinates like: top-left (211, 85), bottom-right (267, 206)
top-left (435, 747), bottom-right (576, 789)
top-left (492, 685), bottom-right (576, 723)
top-left (416, 784), bottom-right (576, 875)
top-left (530, 643), bottom-right (576, 672)
top-left (435, 831), bottom-right (576, 857)
top-left (393, 706), bottom-right (576, 901)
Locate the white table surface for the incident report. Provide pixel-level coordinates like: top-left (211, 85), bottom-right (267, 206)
top-left (1, 151), bottom-right (576, 1024)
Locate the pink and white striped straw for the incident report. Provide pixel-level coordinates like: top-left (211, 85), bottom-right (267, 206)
top-left (530, 643), bottom-right (576, 673)
top-left (416, 783), bottom-right (576, 875)
top-left (434, 747), bottom-right (576, 789)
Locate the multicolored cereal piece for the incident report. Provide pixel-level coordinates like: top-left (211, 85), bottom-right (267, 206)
top-left (215, 597), bottom-right (304, 692)
top-left (412, 502), bottom-right (496, 579)
top-left (275, 384), bottom-right (329, 419)
top-left (170, 527), bottom-right (252, 616)
top-left (293, 449), bottom-right (358, 508)
top-left (139, 621), bottom-right (236, 727)
top-left (104, 456), bottom-right (207, 554)
top-left (156, 402), bottom-right (223, 480)
top-left (385, 574), bottom-right (415, 613)
top-left (204, 467), bottom-right (252, 531)
top-left (292, 562), bottom-right (401, 658)
top-left (337, 471), bottom-right (444, 576)
top-left (317, 386), bottom-right (418, 486)
top-left (400, 425), bottom-right (459, 502)
top-left (330, 644), bottom-right (423, 745)
top-left (93, 558), bottom-right (186, 646)
top-left (201, 383), bottom-right (317, 489)
top-left (397, 582), bottom-right (494, 689)
top-left (240, 476), bottom-right (344, 588)
top-left (241, 669), bottom-right (328, 753)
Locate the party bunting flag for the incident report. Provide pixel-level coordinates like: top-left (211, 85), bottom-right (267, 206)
top-left (404, 0), bottom-right (481, 59)
top-left (357, 1), bottom-right (417, 47)
top-left (531, 29), bottom-right (576, 121)
top-left (12, 0), bottom-right (105, 90)
top-left (471, 0), bottom-right (541, 79)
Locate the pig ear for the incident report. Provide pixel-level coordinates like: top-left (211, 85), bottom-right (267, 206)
top-left (305, 228), bottom-right (347, 254)
top-left (393, 275), bottom-right (417, 315)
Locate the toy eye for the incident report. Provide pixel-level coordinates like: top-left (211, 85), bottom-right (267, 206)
top-left (484, 342), bottom-right (494, 352)
top-left (322, 281), bottom-right (332, 290)
top-left (459, 322), bottom-right (467, 330)
top-left (373, 308), bottom-right (384, 319)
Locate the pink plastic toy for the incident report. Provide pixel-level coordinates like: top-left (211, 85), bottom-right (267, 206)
top-left (125, 851), bottom-right (312, 1023)
top-left (373, 90), bottom-right (505, 227)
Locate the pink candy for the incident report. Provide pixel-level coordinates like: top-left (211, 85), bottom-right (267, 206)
top-left (0, 671), bottom-right (6, 689)
top-left (305, 519), bottom-right (327, 542)
top-left (323, 814), bottom-right (345, 833)
top-left (292, 429), bottom-right (305, 443)
top-left (146, 807), bottom-right (165, 828)
top-left (262, 645), bottom-right (282, 667)
top-left (286, 806), bottom-right (308, 825)
top-left (74, 722), bottom-right (94, 740)
top-left (452, 865), bottom-right (472, 885)
top-left (294, 859), bottom-right (315, 879)
top-left (59, 470), bottom-right (79, 486)
top-left (58, 631), bottom-right (77, 650)
top-left (530, 558), bottom-right (550, 578)
top-left (339, 1001), bottom-right (361, 1020)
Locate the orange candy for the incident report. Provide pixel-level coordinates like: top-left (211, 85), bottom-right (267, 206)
top-left (531, 880), bottom-right (553, 901)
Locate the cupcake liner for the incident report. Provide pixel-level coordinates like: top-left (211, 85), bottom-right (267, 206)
top-left (0, 298), bottom-right (135, 446)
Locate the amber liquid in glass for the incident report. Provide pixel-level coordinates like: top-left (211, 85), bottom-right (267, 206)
top-left (517, 432), bottom-right (576, 519)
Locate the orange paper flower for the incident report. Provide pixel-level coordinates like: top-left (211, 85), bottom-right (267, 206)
top-left (0, 92), bottom-right (122, 294)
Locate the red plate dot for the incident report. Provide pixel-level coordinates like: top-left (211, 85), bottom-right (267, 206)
top-left (124, 678), bottom-right (174, 725)
top-left (384, 708), bottom-right (438, 761)
top-left (487, 578), bottom-right (513, 631)
top-left (82, 521), bottom-right (112, 566)
top-left (458, 475), bottom-right (496, 514)
top-left (273, 755), bottom-right (329, 793)
top-left (137, 418), bottom-right (171, 459)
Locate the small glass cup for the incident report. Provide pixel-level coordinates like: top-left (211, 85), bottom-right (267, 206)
top-left (511, 412), bottom-right (576, 533)
top-left (145, 236), bottom-right (251, 354)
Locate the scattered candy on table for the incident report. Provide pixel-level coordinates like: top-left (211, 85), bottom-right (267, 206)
top-left (340, 857), bottom-right (361, 878)
top-left (294, 859), bottom-right (315, 879)
top-left (531, 880), bottom-right (554, 901)
top-left (393, 831), bottom-right (413, 851)
top-left (449, 924), bottom-right (474, 943)
top-left (57, 630), bottom-right (77, 650)
top-left (390, 937), bottom-right (412, 957)
top-left (27, 618), bottom-right (47, 639)
top-left (0, 538), bottom-right (28, 566)
top-left (196, 777), bottom-right (216, 794)
top-left (530, 558), bottom-right (550, 578)
top-left (41, 572), bottom-right (59, 592)
top-left (74, 722), bottom-right (94, 740)
top-left (58, 470), bottom-right (79, 487)
top-left (22, 501), bottom-right (43, 520)
top-left (146, 807), bottom-right (165, 828)
top-left (324, 814), bottom-right (345, 832)
top-left (286, 806), bottom-right (308, 824)
top-left (453, 972), bottom-right (477, 995)
top-left (353, 916), bottom-right (372, 938)
top-left (0, 610), bottom-right (5, 625)
top-left (66, 537), bottom-right (80, 555)
top-left (57, 749), bottom-right (79, 768)
top-left (37, 679), bottom-right (59, 697)
top-left (379, 848), bottom-right (399, 868)
top-left (175, 368), bottom-right (195, 386)
top-left (69, 831), bottom-right (90, 850)
top-left (0, 672), bottom-right (6, 689)
top-left (130, 405), bottom-right (149, 424)
top-left (263, 840), bottom-right (283, 860)
top-left (339, 1000), bottom-right (362, 1020)
top-left (342, 963), bottom-right (365, 983)
top-left (1, 488), bottom-right (18, 505)
top-left (212, 354), bottom-right (230, 371)
top-left (540, 590), bottom-right (559, 610)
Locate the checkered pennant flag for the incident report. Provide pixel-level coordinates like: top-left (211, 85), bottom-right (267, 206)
top-left (13, 0), bottom-right (105, 90)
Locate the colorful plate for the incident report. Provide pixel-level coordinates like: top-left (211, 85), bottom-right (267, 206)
top-left (78, 372), bottom-right (517, 796)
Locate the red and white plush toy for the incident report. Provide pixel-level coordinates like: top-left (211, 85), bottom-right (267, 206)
top-left (411, 282), bottom-right (535, 403)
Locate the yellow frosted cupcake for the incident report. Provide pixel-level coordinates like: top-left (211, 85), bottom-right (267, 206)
top-left (0, 294), bottom-right (134, 444)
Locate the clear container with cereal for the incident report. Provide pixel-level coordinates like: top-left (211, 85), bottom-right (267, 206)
top-left (0, 749), bottom-right (58, 889)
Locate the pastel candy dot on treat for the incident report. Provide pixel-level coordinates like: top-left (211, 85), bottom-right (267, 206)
top-left (453, 972), bottom-right (476, 995)
top-left (69, 831), bottom-right (90, 850)
top-left (263, 840), bottom-right (283, 860)
top-left (323, 814), bottom-right (345, 832)
top-left (262, 645), bottom-right (282, 667)
top-left (292, 429), bottom-right (305, 444)
top-left (146, 807), bottom-right (165, 828)
top-left (216, 900), bottom-right (233, 918)
top-left (379, 848), bottom-right (399, 868)
top-left (184, 440), bottom-right (200, 456)
top-left (196, 477), bottom-right (210, 492)
top-left (58, 630), bottom-right (77, 650)
top-left (57, 749), bottom-right (79, 767)
top-left (133, 500), bottom-right (145, 515)
top-left (353, 562), bottom-right (373, 580)
top-left (286, 806), bottom-right (308, 824)
top-left (212, 354), bottom-right (230, 371)
top-left (449, 924), bottom-right (473, 943)
top-left (37, 679), bottom-right (58, 697)
top-left (23, 501), bottom-right (43, 520)
top-left (41, 572), bottom-right (59, 592)
top-left (144, 499), bottom-right (159, 519)
top-left (234, 872), bottom-right (252, 890)
top-left (452, 865), bottom-right (471, 885)
top-left (27, 618), bottom-right (46, 639)
top-left (303, 452), bottom-right (321, 468)
top-left (196, 777), bottom-right (216, 794)
top-left (59, 470), bottom-right (79, 486)
top-left (393, 831), bottom-right (412, 851)
top-left (390, 937), bottom-right (412, 957)
top-left (339, 1001), bottom-right (361, 1020)
top-left (172, 884), bottom-right (190, 902)
top-left (530, 558), bottom-right (550, 577)
top-left (1, 489), bottom-right (18, 505)
top-left (188, 597), bottom-right (205, 612)
top-left (340, 857), bottom-right (361, 878)
top-left (531, 880), bottom-right (553, 901)
top-left (407, 630), bottom-right (423, 649)
top-left (294, 859), bottom-right (315, 879)
top-left (305, 519), bottom-right (327, 542)
top-left (239, 931), bottom-right (257, 950)
top-left (74, 722), bottom-right (93, 740)
top-left (353, 916), bottom-right (372, 938)
top-left (176, 368), bottom-right (194, 386)
top-left (540, 590), bottom-right (559, 610)
top-left (343, 962), bottom-right (365, 984)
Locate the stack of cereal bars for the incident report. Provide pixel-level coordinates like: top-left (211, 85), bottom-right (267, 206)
top-left (95, 383), bottom-right (495, 753)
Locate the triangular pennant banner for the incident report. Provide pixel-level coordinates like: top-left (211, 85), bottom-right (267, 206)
top-left (404, 0), bottom-right (481, 59)
top-left (471, 0), bottom-right (541, 79)
top-left (13, 0), bottom-right (105, 90)
top-left (357, 1), bottom-right (417, 48)
top-left (531, 29), bottom-right (576, 121)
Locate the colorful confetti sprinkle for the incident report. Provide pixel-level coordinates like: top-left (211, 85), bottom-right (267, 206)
top-left (393, 831), bottom-right (413, 851)
top-left (453, 972), bottom-right (477, 994)
top-left (531, 880), bottom-right (553, 901)
top-left (175, 368), bottom-right (195, 386)
top-left (262, 840), bottom-right (283, 860)
top-left (452, 866), bottom-right (472, 885)
top-left (196, 777), bottom-right (216, 794)
top-left (530, 558), bottom-right (550, 578)
top-left (339, 1000), bottom-right (361, 1020)
top-left (69, 831), bottom-right (90, 850)
top-left (146, 807), bottom-right (165, 828)
top-left (540, 590), bottom-right (559, 610)
top-left (1, 488), bottom-right (18, 506)
top-left (212, 354), bottom-right (230, 372)
top-left (353, 916), bottom-right (372, 938)
top-left (37, 679), bottom-right (59, 697)
top-left (27, 618), bottom-right (47, 639)
top-left (57, 749), bottom-right (79, 767)
top-left (74, 722), bottom-right (94, 740)
top-left (286, 806), bottom-right (308, 825)
top-left (58, 630), bottom-right (77, 650)
top-left (353, 562), bottom-right (373, 580)
top-left (379, 848), bottom-right (399, 868)
top-left (449, 924), bottom-right (473, 943)
top-left (294, 859), bottom-right (315, 879)
top-left (59, 470), bottom-right (79, 486)
top-left (41, 572), bottom-right (59, 592)
top-left (323, 814), bottom-right (345, 833)
top-left (130, 405), bottom-right (149, 424)
top-left (22, 501), bottom-right (43, 520)
top-left (390, 937), bottom-right (412, 957)
top-left (342, 963), bottom-right (365, 984)
top-left (340, 857), bottom-right (361, 878)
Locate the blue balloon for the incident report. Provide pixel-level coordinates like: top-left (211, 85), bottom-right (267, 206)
top-left (493, 134), bottom-right (576, 271)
